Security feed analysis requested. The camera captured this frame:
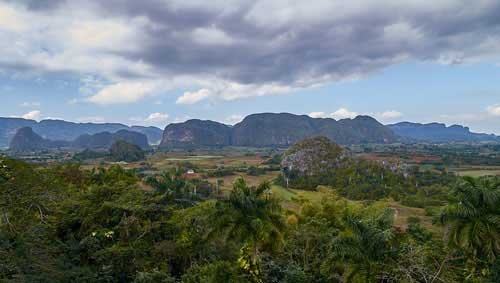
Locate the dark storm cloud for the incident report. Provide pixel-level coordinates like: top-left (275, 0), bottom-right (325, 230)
top-left (4, 0), bottom-right (500, 89)
top-left (99, 0), bottom-right (500, 85)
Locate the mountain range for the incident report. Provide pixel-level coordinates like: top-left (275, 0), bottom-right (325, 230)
top-left (9, 127), bottom-right (150, 152)
top-left (160, 113), bottom-right (500, 147)
top-left (3, 113), bottom-right (500, 151)
top-left (0, 118), bottom-right (163, 148)
top-left (160, 113), bottom-right (398, 147)
top-left (387, 122), bottom-right (500, 143)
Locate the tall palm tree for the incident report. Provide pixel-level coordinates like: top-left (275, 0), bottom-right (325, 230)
top-left (439, 176), bottom-right (500, 278)
top-left (211, 178), bottom-right (285, 280)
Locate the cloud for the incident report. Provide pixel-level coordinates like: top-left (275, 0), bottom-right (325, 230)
top-left (21, 110), bottom-right (41, 120)
top-left (130, 112), bottom-right (169, 126)
top-left (176, 88), bottom-right (212, 104)
top-left (373, 110), bottom-right (404, 123)
top-left (0, 4), bottom-right (27, 32)
top-left (309, 109), bottom-right (404, 121)
top-left (308, 112), bottom-right (328, 118)
top-left (308, 108), bottom-right (359, 120)
top-left (144, 112), bottom-right (169, 123)
top-left (87, 81), bottom-right (158, 104)
top-left (192, 26), bottom-right (235, 46)
top-left (380, 110), bottom-right (403, 119)
top-left (67, 19), bottom-right (142, 52)
top-left (3, 1), bottom-right (500, 103)
top-left (308, 108), bottom-right (358, 119)
top-left (331, 108), bottom-right (358, 120)
top-left (175, 83), bottom-right (295, 104)
top-left (487, 104), bottom-right (500, 116)
top-left (43, 116), bottom-right (64, 120)
top-left (224, 114), bottom-right (244, 125)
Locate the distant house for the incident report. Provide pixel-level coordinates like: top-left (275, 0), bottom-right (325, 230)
top-left (183, 169), bottom-right (200, 180)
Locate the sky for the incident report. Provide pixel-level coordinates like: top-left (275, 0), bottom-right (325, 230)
top-left (1, 0), bottom-right (500, 133)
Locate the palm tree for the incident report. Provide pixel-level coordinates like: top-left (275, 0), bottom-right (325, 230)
top-left (144, 171), bottom-right (185, 196)
top-left (330, 208), bottom-right (395, 282)
top-left (439, 176), bottom-right (500, 278)
top-left (211, 178), bottom-right (285, 280)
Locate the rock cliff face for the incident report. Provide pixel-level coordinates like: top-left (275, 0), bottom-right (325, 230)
top-left (231, 113), bottom-right (318, 146)
top-left (280, 136), bottom-right (348, 176)
top-left (160, 119), bottom-right (232, 147)
top-left (160, 113), bottom-right (399, 147)
top-left (334, 115), bottom-right (397, 144)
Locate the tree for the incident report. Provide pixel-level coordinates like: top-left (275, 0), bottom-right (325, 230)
top-left (211, 178), bottom-right (285, 281)
top-left (329, 208), bottom-right (396, 282)
top-left (439, 176), bottom-right (500, 279)
top-left (144, 171), bottom-right (186, 197)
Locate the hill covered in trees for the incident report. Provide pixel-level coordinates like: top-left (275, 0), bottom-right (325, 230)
top-left (8, 127), bottom-right (67, 152)
top-left (108, 140), bottom-right (145, 162)
top-left (72, 130), bottom-right (150, 150)
top-left (9, 128), bottom-right (150, 152)
top-left (0, 118), bottom-right (162, 148)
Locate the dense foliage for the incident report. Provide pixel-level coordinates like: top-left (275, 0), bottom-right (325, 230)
top-left (109, 140), bottom-right (145, 162)
top-left (279, 137), bottom-right (458, 206)
top-left (1, 156), bottom-right (500, 282)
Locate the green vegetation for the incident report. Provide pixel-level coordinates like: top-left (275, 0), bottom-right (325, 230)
top-left (73, 149), bottom-right (108, 161)
top-left (1, 154), bottom-right (500, 282)
top-left (280, 137), bottom-right (457, 207)
top-left (109, 140), bottom-right (145, 162)
top-left (2, 137), bottom-right (500, 282)
top-left (351, 143), bottom-right (500, 177)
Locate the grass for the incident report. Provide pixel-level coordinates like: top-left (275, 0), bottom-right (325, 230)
top-left (149, 152), bottom-right (265, 172)
top-left (269, 184), bottom-right (438, 232)
top-left (455, 169), bottom-right (500, 177)
top-left (163, 155), bottom-right (223, 161)
top-left (206, 172), bottom-right (280, 194)
top-left (448, 165), bottom-right (500, 177)
top-left (381, 201), bottom-right (438, 232)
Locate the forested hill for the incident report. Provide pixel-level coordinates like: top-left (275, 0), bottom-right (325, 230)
top-left (388, 122), bottom-right (500, 143)
top-left (9, 128), bottom-right (150, 152)
top-left (0, 118), bottom-right (163, 148)
top-left (160, 113), bottom-right (399, 147)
